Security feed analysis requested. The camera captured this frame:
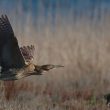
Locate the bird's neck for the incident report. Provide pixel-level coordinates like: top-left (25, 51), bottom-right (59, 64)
top-left (24, 63), bottom-right (35, 72)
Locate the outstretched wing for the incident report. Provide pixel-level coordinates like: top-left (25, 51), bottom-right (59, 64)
top-left (20, 45), bottom-right (35, 63)
top-left (0, 15), bottom-right (25, 72)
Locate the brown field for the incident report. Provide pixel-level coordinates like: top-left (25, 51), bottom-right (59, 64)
top-left (0, 5), bottom-right (110, 110)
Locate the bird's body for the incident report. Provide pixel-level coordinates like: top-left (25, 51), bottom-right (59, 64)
top-left (0, 15), bottom-right (63, 81)
top-left (0, 63), bottom-right (35, 80)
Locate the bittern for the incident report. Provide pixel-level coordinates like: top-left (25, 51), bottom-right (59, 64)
top-left (104, 93), bottom-right (110, 107)
top-left (0, 15), bottom-right (63, 81)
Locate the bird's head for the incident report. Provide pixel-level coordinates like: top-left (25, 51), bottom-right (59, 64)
top-left (34, 64), bottom-right (64, 75)
top-left (40, 64), bottom-right (64, 71)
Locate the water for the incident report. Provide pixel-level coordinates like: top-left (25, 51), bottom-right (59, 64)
top-left (0, 0), bottom-right (109, 34)
top-left (0, 0), bottom-right (110, 21)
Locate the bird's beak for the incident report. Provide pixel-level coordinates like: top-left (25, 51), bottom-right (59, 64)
top-left (52, 65), bottom-right (64, 68)
top-left (38, 64), bottom-right (64, 72)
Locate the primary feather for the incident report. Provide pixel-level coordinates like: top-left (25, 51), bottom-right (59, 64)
top-left (0, 15), bottom-right (25, 72)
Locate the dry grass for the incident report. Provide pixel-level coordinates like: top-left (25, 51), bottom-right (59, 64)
top-left (0, 19), bottom-right (109, 109)
top-left (0, 1), bottom-right (110, 109)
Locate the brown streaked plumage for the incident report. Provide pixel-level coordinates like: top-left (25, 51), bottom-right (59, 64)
top-left (0, 15), bottom-right (63, 81)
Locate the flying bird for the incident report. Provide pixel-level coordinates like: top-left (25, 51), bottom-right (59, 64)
top-left (0, 15), bottom-right (63, 81)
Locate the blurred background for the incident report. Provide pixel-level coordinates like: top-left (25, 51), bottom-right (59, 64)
top-left (0, 0), bottom-right (110, 109)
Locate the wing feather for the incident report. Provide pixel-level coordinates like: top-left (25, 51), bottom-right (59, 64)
top-left (0, 15), bottom-right (25, 72)
top-left (20, 45), bottom-right (35, 63)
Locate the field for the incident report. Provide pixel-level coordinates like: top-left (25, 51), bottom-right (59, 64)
top-left (0, 1), bottom-right (110, 110)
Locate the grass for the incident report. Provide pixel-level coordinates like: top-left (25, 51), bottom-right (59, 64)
top-left (0, 2), bottom-right (110, 109)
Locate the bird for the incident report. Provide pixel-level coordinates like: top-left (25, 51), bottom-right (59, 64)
top-left (0, 15), bottom-right (63, 81)
top-left (104, 93), bottom-right (110, 107)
